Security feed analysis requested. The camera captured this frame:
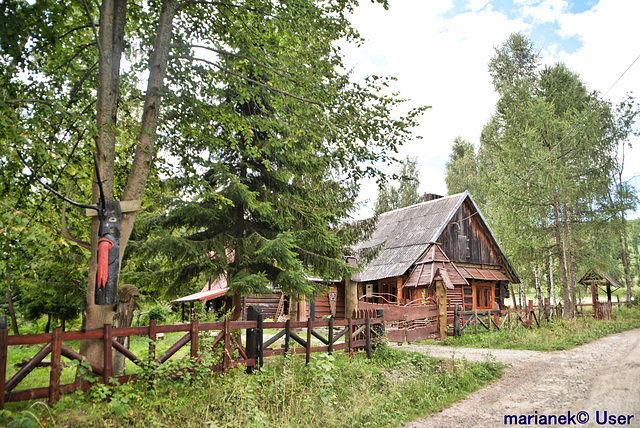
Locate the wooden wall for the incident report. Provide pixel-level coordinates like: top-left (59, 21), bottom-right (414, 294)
top-left (242, 294), bottom-right (282, 320)
top-left (438, 200), bottom-right (502, 267)
top-left (313, 283), bottom-right (346, 319)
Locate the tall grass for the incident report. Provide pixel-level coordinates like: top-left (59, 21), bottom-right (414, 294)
top-left (0, 345), bottom-right (503, 427)
top-left (439, 304), bottom-right (640, 351)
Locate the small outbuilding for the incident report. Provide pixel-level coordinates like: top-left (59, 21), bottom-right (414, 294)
top-left (578, 269), bottom-right (622, 320)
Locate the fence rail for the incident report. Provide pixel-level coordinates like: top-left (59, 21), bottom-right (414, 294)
top-left (0, 306), bottom-right (383, 409)
top-left (453, 297), bottom-right (627, 337)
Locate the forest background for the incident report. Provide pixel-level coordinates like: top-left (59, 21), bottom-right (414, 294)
top-left (0, 0), bottom-right (638, 357)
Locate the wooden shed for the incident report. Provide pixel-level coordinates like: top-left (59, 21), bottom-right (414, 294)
top-left (578, 269), bottom-right (622, 320)
top-left (351, 191), bottom-right (519, 326)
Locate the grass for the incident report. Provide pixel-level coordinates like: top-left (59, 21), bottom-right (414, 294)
top-left (436, 303), bottom-right (640, 351)
top-left (0, 345), bottom-right (503, 427)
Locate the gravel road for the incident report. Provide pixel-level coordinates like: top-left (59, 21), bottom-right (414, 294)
top-left (396, 328), bottom-right (640, 428)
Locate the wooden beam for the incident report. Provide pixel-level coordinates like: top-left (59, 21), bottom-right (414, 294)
top-left (85, 200), bottom-right (141, 216)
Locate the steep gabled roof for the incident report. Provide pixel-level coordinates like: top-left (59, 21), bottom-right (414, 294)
top-left (404, 243), bottom-right (468, 289)
top-left (354, 191), bottom-right (518, 283)
top-left (578, 268), bottom-right (623, 289)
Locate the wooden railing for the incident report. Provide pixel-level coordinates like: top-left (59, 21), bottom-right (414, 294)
top-left (0, 306), bottom-right (383, 409)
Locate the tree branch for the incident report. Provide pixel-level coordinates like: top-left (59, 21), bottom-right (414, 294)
top-left (171, 44), bottom-right (289, 80)
top-left (62, 185), bottom-right (92, 250)
top-left (170, 55), bottom-right (325, 108)
top-left (178, 0), bottom-right (248, 11)
top-left (82, 0), bottom-right (102, 58)
top-left (5, 99), bottom-right (54, 107)
top-left (60, 24), bottom-right (96, 39)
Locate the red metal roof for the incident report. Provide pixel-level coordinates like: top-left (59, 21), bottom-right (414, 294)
top-left (172, 287), bottom-right (230, 303)
top-left (456, 267), bottom-right (508, 281)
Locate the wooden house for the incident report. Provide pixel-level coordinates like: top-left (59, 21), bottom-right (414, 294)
top-left (351, 191), bottom-right (519, 322)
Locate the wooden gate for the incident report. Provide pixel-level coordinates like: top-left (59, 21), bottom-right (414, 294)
top-left (358, 302), bottom-right (438, 344)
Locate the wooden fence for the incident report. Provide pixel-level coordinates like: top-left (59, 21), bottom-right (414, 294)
top-left (0, 306), bottom-right (383, 409)
top-left (358, 302), bottom-right (438, 343)
top-left (453, 297), bottom-right (628, 337)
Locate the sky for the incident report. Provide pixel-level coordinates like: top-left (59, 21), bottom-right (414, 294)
top-left (342, 0), bottom-right (640, 219)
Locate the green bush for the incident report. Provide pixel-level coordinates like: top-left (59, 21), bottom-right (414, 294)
top-left (139, 305), bottom-right (172, 325)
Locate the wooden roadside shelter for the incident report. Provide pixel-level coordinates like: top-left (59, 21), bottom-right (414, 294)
top-left (172, 285), bottom-right (230, 322)
top-left (351, 191), bottom-right (520, 328)
top-left (578, 269), bottom-right (622, 320)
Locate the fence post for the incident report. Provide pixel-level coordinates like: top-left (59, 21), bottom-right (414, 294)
top-left (284, 319), bottom-right (290, 356)
top-left (190, 318), bottom-right (199, 359)
top-left (103, 324), bottom-right (112, 385)
top-left (453, 305), bottom-right (458, 337)
top-left (0, 317), bottom-right (8, 410)
top-left (328, 317), bottom-right (334, 355)
top-left (246, 305), bottom-right (262, 373)
top-left (149, 319), bottom-right (157, 361)
top-left (375, 308), bottom-right (385, 341)
top-left (347, 317), bottom-right (353, 359)
top-left (365, 318), bottom-right (371, 360)
top-left (223, 317), bottom-right (231, 373)
top-left (48, 326), bottom-right (62, 406)
top-left (306, 317), bottom-right (312, 364)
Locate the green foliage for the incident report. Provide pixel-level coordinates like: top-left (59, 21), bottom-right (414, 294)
top-left (1, 348), bottom-right (502, 428)
top-left (445, 137), bottom-right (483, 202)
top-left (439, 305), bottom-right (640, 351)
top-left (374, 156), bottom-right (422, 215)
top-left (139, 304), bottom-right (173, 326)
top-left (445, 32), bottom-right (639, 310)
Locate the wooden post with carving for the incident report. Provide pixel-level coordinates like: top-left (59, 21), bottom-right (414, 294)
top-left (435, 280), bottom-right (448, 339)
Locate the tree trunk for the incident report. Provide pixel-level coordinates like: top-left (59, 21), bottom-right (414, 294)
top-left (618, 217), bottom-right (633, 305)
top-left (548, 250), bottom-right (556, 306)
top-left (564, 206), bottom-right (577, 318)
top-left (551, 199), bottom-right (571, 318)
top-left (510, 283), bottom-right (518, 311)
top-left (80, 0), bottom-right (177, 365)
top-left (112, 285), bottom-right (140, 375)
top-left (534, 259), bottom-right (543, 320)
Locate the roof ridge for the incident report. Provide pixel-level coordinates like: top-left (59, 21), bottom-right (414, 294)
top-left (377, 192), bottom-right (467, 218)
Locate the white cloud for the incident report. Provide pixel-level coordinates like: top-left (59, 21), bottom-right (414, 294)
top-left (515, 0), bottom-right (569, 23)
top-left (344, 0), bottom-right (640, 219)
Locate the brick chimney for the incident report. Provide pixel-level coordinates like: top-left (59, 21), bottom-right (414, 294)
top-left (423, 193), bottom-right (443, 202)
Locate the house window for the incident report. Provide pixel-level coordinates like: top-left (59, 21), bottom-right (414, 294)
top-left (476, 285), bottom-right (493, 309)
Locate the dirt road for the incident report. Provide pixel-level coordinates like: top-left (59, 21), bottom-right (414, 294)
top-left (398, 328), bottom-right (640, 428)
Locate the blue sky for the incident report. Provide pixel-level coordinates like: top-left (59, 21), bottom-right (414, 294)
top-left (343, 0), bottom-right (640, 219)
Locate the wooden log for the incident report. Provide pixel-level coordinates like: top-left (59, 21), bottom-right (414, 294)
top-left (331, 325), bottom-right (348, 342)
top-left (190, 319), bottom-right (199, 359)
top-left (48, 327), bottom-right (62, 406)
top-left (148, 320), bottom-right (157, 361)
top-left (103, 324), bottom-right (112, 385)
top-left (306, 318), bottom-right (312, 364)
top-left (0, 328), bottom-right (7, 410)
top-left (223, 318), bottom-right (231, 374)
top-left (284, 319), bottom-right (290, 356)
top-left (310, 329), bottom-right (329, 345)
top-left (156, 332), bottom-right (191, 364)
top-left (454, 305), bottom-right (460, 337)
top-left (232, 335), bottom-right (249, 361)
top-left (245, 306), bottom-right (261, 372)
top-left (365, 318), bottom-right (371, 360)
top-left (109, 340), bottom-right (141, 367)
top-left (263, 329), bottom-right (286, 349)
top-left (347, 318), bottom-right (353, 358)
top-left (5, 343), bottom-right (51, 392)
top-left (328, 317), bottom-right (334, 355)
top-left (289, 331), bottom-right (307, 348)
